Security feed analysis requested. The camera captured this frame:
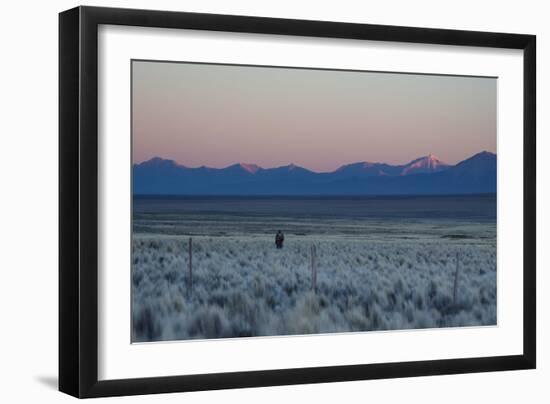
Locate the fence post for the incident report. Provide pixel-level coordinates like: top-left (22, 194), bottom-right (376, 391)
top-left (311, 244), bottom-right (317, 292)
top-left (453, 252), bottom-right (460, 305)
top-left (188, 237), bottom-right (193, 290)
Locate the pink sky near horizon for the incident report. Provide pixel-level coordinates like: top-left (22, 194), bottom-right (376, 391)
top-left (132, 61), bottom-right (496, 172)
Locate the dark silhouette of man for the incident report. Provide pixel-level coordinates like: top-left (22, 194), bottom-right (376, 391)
top-left (275, 230), bottom-right (285, 249)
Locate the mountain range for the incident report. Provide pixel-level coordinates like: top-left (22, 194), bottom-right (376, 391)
top-left (133, 151), bottom-right (496, 195)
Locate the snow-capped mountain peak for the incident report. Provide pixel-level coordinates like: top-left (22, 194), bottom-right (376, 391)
top-left (238, 163), bottom-right (262, 174)
top-left (400, 154), bottom-right (449, 175)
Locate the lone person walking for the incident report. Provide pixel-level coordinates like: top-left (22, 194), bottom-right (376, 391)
top-left (275, 230), bottom-right (285, 249)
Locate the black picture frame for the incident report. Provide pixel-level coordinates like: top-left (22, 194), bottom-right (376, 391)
top-left (59, 5), bottom-right (536, 398)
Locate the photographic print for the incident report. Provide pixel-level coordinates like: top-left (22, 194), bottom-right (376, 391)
top-left (131, 60), bottom-right (497, 343)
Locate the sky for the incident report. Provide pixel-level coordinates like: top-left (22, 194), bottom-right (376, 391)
top-left (132, 60), bottom-right (496, 173)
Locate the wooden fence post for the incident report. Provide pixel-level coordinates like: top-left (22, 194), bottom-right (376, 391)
top-left (311, 243), bottom-right (317, 292)
top-left (453, 252), bottom-right (460, 305)
top-left (188, 237), bottom-right (193, 290)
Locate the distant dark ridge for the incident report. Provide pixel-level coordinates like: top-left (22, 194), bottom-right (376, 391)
top-left (133, 193), bottom-right (497, 200)
top-left (133, 151), bottom-right (496, 196)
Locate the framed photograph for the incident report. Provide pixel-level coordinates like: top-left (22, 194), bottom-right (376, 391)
top-left (59, 6), bottom-right (536, 398)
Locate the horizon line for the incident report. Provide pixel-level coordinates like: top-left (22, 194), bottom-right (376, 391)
top-left (133, 192), bottom-right (497, 198)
